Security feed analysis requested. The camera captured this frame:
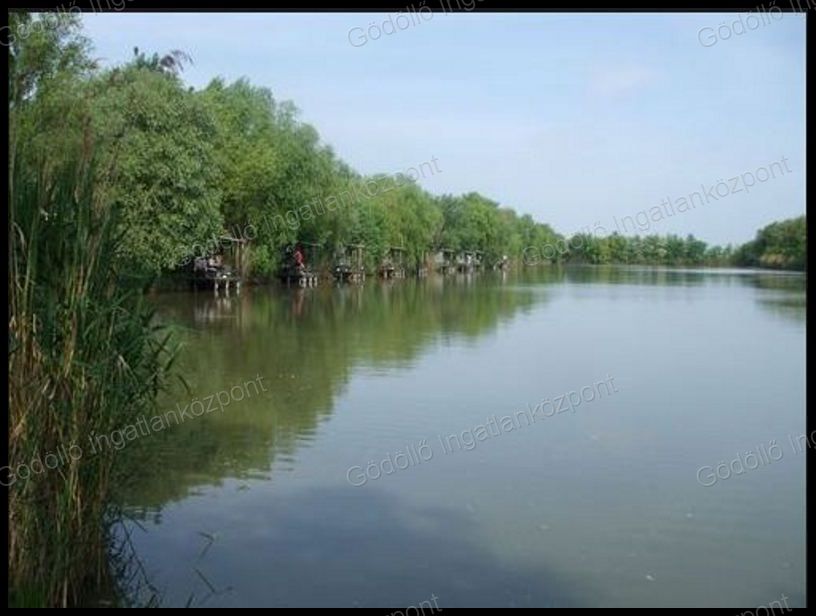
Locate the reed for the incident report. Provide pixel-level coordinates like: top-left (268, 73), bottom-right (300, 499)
top-left (8, 137), bottom-right (172, 606)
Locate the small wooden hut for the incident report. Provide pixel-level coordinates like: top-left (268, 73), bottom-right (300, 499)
top-left (456, 250), bottom-right (476, 273)
top-left (379, 246), bottom-right (406, 279)
top-left (434, 248), bottom-right (455, 274)
top-left (333, 243), bottom-right (365, 283)
top-left (192, 236), bottom-right (245, 294)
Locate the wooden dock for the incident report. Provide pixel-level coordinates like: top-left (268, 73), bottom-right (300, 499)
top-left (280, 264), bottom-right (319, 286)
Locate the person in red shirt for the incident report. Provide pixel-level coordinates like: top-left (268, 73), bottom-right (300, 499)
top-left (293, 245), bottom-right (305, 272)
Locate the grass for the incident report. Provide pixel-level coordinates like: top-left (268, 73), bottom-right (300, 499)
top-left (8, 137), bottom-right (173, 606)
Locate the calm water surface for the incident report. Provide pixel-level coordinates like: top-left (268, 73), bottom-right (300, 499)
top-left (119, 266), bottom-right (806, 608)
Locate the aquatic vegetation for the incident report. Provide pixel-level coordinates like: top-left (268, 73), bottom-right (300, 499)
top-left (8, 135), bottom-right (173, 607)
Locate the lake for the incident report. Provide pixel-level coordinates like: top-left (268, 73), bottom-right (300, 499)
top-left (117, 266), bottom-right (806, 608)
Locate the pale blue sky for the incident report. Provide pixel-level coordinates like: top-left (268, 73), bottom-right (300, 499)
top-left (80, 11), bottom-right (805, 245)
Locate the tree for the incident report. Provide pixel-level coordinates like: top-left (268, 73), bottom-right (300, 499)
top-left (131, 46), bottom-right (193, 76)
top-left (8, 12), bottom-right (95, 186)
top-left (735, 216), bottom-right (806, 271)
top-left (89, 61), bottom-right (223, 274)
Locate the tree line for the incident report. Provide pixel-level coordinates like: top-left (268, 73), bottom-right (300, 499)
top-left (10, 12), bottom-right (806, 279)
top-left (542, 219), bottom-right (805, 271)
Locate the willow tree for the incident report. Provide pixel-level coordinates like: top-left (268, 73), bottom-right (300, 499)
top-left (199, 78), bottom-right (347, 275)
top-left (88, 61), bottom-right (223, 275)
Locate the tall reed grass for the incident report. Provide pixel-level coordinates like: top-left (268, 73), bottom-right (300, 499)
top-left (8, 137), bottom-right (172, 606)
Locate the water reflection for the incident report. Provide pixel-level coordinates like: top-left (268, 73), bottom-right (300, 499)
top-left (562, 264), bottom-right (807, 289)
top-left (119, 276), bottom-right (540, 510)
top-left (119, 267), bottom-right (805, 607)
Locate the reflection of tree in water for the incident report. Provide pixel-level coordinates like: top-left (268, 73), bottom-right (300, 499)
top-left (563, 264), bottom-right (806, 295)
top-left (756, 295), bottom-right (806, 322)
top-left (564, 265), bottom-right (714, 286)
top-left (753, 276), bottom-right (806, 323)
top-left (732, 271), bottom-right (805, 324)
top-left (117, 275), bottom-right (541, 511)
top-left (560, 265), bottom-right (806, 324)
top-left (748, 271), bottom-right (806, 293)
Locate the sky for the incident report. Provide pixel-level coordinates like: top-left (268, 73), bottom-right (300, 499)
top-left (80, 11), bottom-right (805, 246)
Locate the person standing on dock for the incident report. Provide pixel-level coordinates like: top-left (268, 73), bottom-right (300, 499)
top-left (294, 244), bottom-right (305, 273)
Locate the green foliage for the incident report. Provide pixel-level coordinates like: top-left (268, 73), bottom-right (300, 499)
top-left (734, 216), bottom-right (806, 271)
top-left (9, 134), bottom-right (172, 608)
top-left (7, 12), bottom-right (94, 109)
top-left (565, 232), bottom-right (714, 267)
top-left (14, 12), bottom-right (802, 278)
top-left (433, 193), bottom-right (563, 267)
top-left (8, 12), bottom-right (95, 188)
top-left (199, 78), bottom-right (346, 274)
top-left (8, 10), bottom-right (805, 608)
top-left (88, 64), bottom-right (223, 275)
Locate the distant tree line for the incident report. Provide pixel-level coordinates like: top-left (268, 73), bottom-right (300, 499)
top-left (558, 221), bottom-right (805, 271)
